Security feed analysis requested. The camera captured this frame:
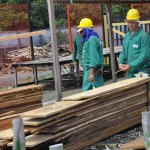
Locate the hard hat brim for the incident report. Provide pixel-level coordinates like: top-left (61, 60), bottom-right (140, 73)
top-left (124, 19), bottom-right (141, 23)
top-left (76, 28), bottom-right (83, 32)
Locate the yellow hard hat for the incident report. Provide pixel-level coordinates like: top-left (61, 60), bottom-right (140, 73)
top-left (77, 18), bottom-right (93, 28)
top-left (126, 9), bottom-right (140, 21)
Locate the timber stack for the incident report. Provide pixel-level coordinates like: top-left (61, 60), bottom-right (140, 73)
top-left (0, 43), bottom-right (70, 74)
top-left (0, 78), bottom-right (149, 150)
top-left (0, 85), bottom-right (43, 134)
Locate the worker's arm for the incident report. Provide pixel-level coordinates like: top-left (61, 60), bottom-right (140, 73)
top-left (72, 38), bottom-right (78, 62)
top-left (89, 68), bottom-right (94, 82)
top-left (118, 36), bottom-right (127, 65)
top-left (129, 33), bottom-right (150, 72)
top-left (89, 38), bottom-right (103, 68)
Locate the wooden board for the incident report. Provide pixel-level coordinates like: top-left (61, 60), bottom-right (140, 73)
top-left (62, 78), bottom-right (150, 101)
top-left (64, 117), bottom-right (141, 150)
top-left (0, 95), bottom-right (42, 110)
top-left (21, 101), bottom-right (85, 118)
top-left (0, 129), bottom-right (29, 140)
top-left (0, 30), bottom-right (47, 42)
top-left (22, 85), bottom-right (146, 128)
top-left (5, 78), bottom-right (150, 149)
top-left (120, 136), bottom-right (145, 150)
top-left (7, 134), bottom-right (52, 147)
top-left (0, 85), bottom-right (43, 97)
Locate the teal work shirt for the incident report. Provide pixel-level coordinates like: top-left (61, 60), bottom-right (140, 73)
top-left (72, 35), bottom-right (83, 64)
top-left (82, 36), bottom-right (104, 69)
top-left (118, 28), bottom-right (150, 78)
top-left (82, 36), bottom-right (104, 91)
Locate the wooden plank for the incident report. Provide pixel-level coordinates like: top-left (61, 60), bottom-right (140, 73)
top-left (36, 95), bottom-right (146, 133)
top-left (0, 139), bottom-right (10, 147)
top-left (23, 88), bottom-right (146, 126)
top-left (21, 101), bottom-right (85, 118)
top-left (0, 85), bottom-right (43, 97)
top-left (65, 108), bottom-right (146, 143)
top-left (64, 117), bottom-right (141, 150)
top-left (8, 115), bottom-right (141, 148)
top-left (38, 103), bottom-right (146, 134)
top-left (0, 95), bottom-right (42, 110)
top-left (112, 20), bottom-right (150, 26)
top-left (0, 104), bottom-right (42, 114)
top-left (7, 134), bottom-right (52, 147)
top-left (21, 83), bottom-right (147, 119)
top-left (0, 30), bottom-right (47, 42)
top-left (0, 111), bottom-right (15, 118)
top-left (62, 78), bottom-right (150, 101)
top-left (0, 115), bottom-right (20, 131)
top-left (120, 136), bottom-right (145, 150)
top-left (0, 129), bottom-right (29, 140)
top-left (0, 90), bottom-right (43, 102)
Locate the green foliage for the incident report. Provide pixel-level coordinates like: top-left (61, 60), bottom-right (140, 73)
top-left (0, 6), bottom-right (28, 31)
top-left (0, 0), bottom-right (67, 30)
top-left (30, 0), bottom-right (49, 29)
top-left (55, 3), bottom-right (67, 28)
top-left (102, 4), bottom-right (130, 22)
top-left (70, 4), bottom-right (102, 26)
top-left (56, 29), bottom-right (69, 45)
top-left (112, 4), bottom-right (130, 22)
top-left (55, 3), bottom-right (67, 20)
top-left (55, 19), bottom-right (68, 28)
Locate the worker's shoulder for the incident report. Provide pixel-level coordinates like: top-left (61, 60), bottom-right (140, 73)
top-left (139, 29), bottom-right (149, 37)
top-left (89, 36), bottom-right (100, 42)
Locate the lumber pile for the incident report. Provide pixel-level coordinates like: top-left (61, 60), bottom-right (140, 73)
top-left (5, 78), bottom-right (149, 150)
top-left (34, 43), bottom-right (70, 60)
top-left (0, 85), bottom-right (43, 132)
top-left (0, 46), bottom-right (32, 74)
top-left (0, 43), bottom-right (70, 75)
top-left (7, 46), bottom-right (31, 59)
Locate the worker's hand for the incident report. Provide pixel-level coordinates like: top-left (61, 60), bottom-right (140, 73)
top-left (119, 64), bottom-right (126, 71)
top-left (89, 68), bottom-right (94, 82)
top-left (124, 64), bottom-right (130, 71)
top-left (89, 73), bottom-right (94, 82)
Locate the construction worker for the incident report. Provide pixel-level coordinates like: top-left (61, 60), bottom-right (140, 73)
top-left (118, 8), bottom-right (150, 78)
top-left (72, 30), bottom-right (83, 65)
top-left (77, 18), bottom-right (104, 91)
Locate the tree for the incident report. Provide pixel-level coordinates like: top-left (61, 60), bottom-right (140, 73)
top-left (29, 0), bottom-right (49, 29)
top-left (0, 0), bottom-right (67, 30)
top-left (102, 4), bottom-right (130, 22)
top-left (0, 5), bottom-right (28, 31)
top-left (70, 4), bottom-right (102, 26)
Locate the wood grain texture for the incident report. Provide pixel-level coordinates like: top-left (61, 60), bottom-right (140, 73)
top-left (120, 136), bottom-right (145, 149)
top-left (62, 78), bottom-right (150, 101)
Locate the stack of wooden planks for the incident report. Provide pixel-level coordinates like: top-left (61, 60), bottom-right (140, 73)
top-left (0, 85), bottom-right (43, 133)
top-left (3, 78), bottom-right (150, 150)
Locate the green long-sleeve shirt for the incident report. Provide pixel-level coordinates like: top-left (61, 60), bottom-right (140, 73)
top-left (82, 36), bottom-right (104, 69)
top-left (118, 27), bottom-right (150, 78)
top-left (72, 35), bottom-right (83, 63)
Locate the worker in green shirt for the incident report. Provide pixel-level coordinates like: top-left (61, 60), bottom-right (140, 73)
top-left (77, 18), bottom-right (104, 91)
top-left (118, 8), bottom-right (150, 78)
top-left (72, 30), bottom-right (83, 65)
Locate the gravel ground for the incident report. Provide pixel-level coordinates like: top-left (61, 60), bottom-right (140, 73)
top-left (84, 125), bottom-right (143, 150)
